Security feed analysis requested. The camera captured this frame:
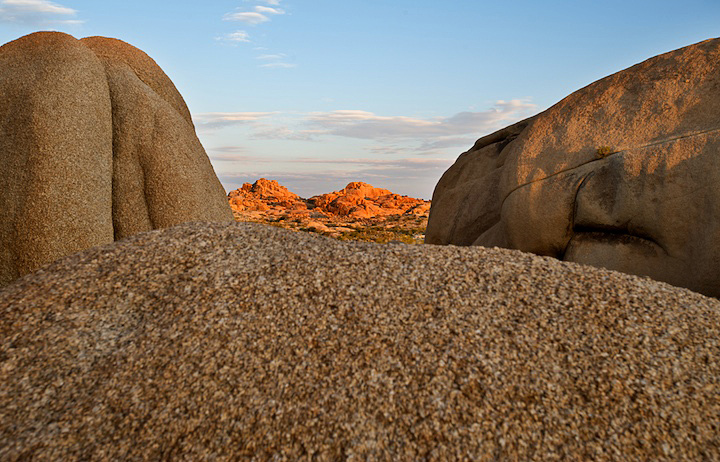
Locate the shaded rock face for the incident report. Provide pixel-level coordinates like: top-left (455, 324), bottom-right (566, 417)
top-left (426, 37), bottom-right (720, 298)
top-left (0, 32), bottom-right (233, 287)
top-left (1, 222), bottom-right (719, 459)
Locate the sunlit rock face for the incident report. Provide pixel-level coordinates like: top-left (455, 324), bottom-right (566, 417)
top-left (426, 37), bottom-right (720, 297)
top-left (0, 32), bottom-right (233, 288)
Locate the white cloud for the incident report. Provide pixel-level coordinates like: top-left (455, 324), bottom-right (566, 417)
top-left (256, 53), bottom-right (286, 60)
top-left (207, 147), bottom-right (278, 163)
top-left (288, 157), bottom-right (452, 169)
top-left (259, 62), bottom-right (296, 68)
top-left (3, 0), bottom-right (72, 14)
top-left (209, 146), bottom-right (246, 154)
top-left (193, 112), bottom-right (275, 131)
top-left (251, 124), bottom-right (314, 140)
top-left (417, 137), bottom-right (477, 151)
top-left (223, 11), bottom-right (269, 24)
top-left (305, 100), bottom-right (537, 140)
top-left (217, 30), bottom-right (251, 43)
top-left (262, 0), bottom-right (280, 4)
top-left (255, 5), bottom-right (284, 15)
top-left (223, 3), bottom-right (285, 26)
top-left (0, 0), bottom-right (82, 25)
top-left (255, 52), bottom-right (294, 68)
top-left (202, 101), bottom-right (535, 145)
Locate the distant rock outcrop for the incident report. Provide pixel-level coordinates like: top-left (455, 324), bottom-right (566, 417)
top-left (1, 222), bottom-right (718, 459)
top-left (228, 178), bottom-right (306, 213)
top-left (426, 37), bottom-right (720, 297)
top-left (227, 179), bottom-right (430, 219)
top-left (0, 32), bottom-right (232, 287)
top-left (310, 182), bottom-right (431, 218)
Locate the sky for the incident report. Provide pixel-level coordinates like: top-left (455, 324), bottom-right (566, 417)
top-left (1, 1), bottom-right (719, 199)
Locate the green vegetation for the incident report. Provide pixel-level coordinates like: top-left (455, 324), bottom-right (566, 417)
top-left (596, 145), bottom-right (614, 158)
top-left (233, 212), bottom-right (428, 244)
top-left (334, 225), bottom-right (426, 244)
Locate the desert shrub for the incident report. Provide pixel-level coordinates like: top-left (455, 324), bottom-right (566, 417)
top-left (596, 145), bottom-right (614, 158)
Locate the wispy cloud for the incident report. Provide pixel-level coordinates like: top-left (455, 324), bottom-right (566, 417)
top-left (220, 1), bottom-right (291, 67)
top-left (200, 100), bottom-right (536, 154)
top-left (255, 6), bottom-right (284, 15)
top-left (223, 11), bottom-right (269, 24)
top-left (208, 146), bottom-right (289, 163)
top-left (417, 137), bottom-right (477, 151)
top-left (207, 147), bottom-right (278, 163)
top-left (0, 0), bottom-right (82, 26)
top-left (287, 157), bottom-right (443, 166)
top-left (223, 4), bottom-right (285, 24)
top-left (259, 62), bottom-right (296, 68)
top-left (220, 99), bottom-right (535, 150)
top-left (193, 112), bottom-right (276, 131)
top-left (255, 51), bottom-right (295, 69)
top-left (256, 53), bottom-right (286, 60)
top-left (217, 30), bottom-right (251, 43)
top-left (305, 100), bottom-right (537, 140)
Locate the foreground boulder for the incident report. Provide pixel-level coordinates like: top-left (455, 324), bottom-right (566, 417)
top-left (1, 222), bottom-right (718, 459)
top-left (426, 37), bottom-right (720, 298)
top-left (0, 32), bottom-right (232, 288)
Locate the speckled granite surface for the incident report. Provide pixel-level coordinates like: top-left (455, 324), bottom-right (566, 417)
top-left (1, 222), bottom-right (718, 460)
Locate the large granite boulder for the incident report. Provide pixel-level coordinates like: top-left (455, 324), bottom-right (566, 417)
top-left (1, 222), bottom-right (719, 459)
top-left (0, 32), bottom-right (233, 287)
top-left (426, 38), bottom-right (720, 298)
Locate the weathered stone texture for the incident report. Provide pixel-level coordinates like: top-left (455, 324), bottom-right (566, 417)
top-left (0, 32), bottom-right (233, 287)
top-left (426, 38), bottom-right (720, 297)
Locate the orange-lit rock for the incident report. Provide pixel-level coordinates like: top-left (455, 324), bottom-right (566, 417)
top-left (227, 179), bottom-right (430, 242)
top-left (308, 182), bottom-right (428, 218)
top-left (228, 179), bottom-right (429, 220)
top-left (228, 178), bottom-right (307, 213)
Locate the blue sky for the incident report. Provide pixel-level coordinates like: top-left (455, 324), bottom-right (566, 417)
top-left (1, 0), bottom-right (719, 198)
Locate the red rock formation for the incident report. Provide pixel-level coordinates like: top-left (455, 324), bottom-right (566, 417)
top-left (227, 179), bottom-right (430, 220)
top-left (308, 182), bottom-right (428, 218)
top-left (228, 178), bottom-right (306, 213)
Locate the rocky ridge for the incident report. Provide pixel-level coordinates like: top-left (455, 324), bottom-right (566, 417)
top-left (228, 178), bottom-right (430, 242)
